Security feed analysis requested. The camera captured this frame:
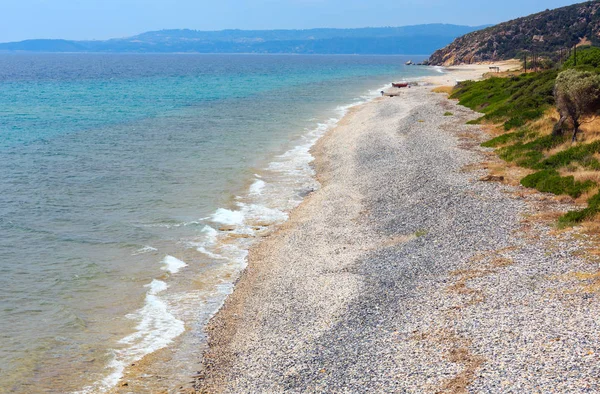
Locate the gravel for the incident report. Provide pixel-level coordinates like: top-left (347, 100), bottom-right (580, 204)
top-left (194, 87), bottom-right (600, 393)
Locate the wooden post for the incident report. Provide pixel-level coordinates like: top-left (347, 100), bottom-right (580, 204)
top-left (574, 45), bottom-right (577, 66)
top-left (524, 53), bottom-right (527, 73)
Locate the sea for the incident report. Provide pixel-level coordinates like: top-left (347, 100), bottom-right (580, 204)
top-left (0, 53), bottom-right (439, 393)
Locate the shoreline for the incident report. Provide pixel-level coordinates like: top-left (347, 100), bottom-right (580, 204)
top-left (107, 62), bottom-right (517, 392)
top-left (104, 76), bottom-right (397, 394)
top-left (192, 62), bottom-right (600, 393)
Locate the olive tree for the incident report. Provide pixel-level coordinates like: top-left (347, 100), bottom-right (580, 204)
top-left (553, 69), bottom-right (600, 141)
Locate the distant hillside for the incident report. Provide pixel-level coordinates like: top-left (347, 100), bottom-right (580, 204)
top-left (0, 25), bottom-right (487, 55)
top-left (429, 1), bottom-right (600, 65)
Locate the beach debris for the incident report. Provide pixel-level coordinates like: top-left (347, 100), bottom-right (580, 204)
top-left (479, 175), bottom-right (505, 182)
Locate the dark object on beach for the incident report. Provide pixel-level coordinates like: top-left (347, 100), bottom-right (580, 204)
top-left (480, 175), bottom-right (505, 182)
top-left (392, 82), bottom-right (409, 88)
top-left (381, 91), bottom-right (385, 96)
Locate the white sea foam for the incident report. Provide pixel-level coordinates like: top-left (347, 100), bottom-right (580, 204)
top-left (161, 255), bottom-right (188, 274)
top-left (211, 208), bottom-right (245, 226)
top-left (201, 225), bottom-right (219, 244)
top-left (197, 246), bottom-right (228, 260)
top-left (249, 179), bottom-right (266, 195)
top-left (241, 203), bottom-right (288, 225)
top-left (132, 245), bottom-right (158, 256)
top-left (74, 280), bottom-right (184, 394)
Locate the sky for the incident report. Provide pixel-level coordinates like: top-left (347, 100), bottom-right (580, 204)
top-left (0, 0), bottom-right (586, 42)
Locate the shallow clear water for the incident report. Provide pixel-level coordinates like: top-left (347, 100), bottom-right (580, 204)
top-left (0, 53), bottom-right (436, 393)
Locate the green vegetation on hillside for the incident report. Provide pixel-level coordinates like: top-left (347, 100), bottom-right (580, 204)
top-left (563, 46), bottom-right (600, 69)
top-left (451, 51), bottom-right (600, 225)
top-left (450, 71), bottom-right (557, 130)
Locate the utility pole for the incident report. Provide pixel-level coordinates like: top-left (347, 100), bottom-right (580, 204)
top-left (524, 53), bottom-right (528, 73)
top-left (574, 45), bottom-right (577, 66)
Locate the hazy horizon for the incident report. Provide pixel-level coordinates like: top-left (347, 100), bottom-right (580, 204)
top-left (0, 0), bottom-right (584, 42)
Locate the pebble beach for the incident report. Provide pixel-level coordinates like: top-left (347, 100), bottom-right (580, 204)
top-left (190, 65), bottom-right (600, 393)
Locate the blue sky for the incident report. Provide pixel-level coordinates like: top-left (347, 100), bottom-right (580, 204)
top-left (0, 0), bottom-right (584, 42)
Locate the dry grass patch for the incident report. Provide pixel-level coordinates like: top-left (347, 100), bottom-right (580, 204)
top-left (432, 86), bottom-right (454, 95)
top-left (481, 160), bottom-right (534, 186)
top-left (573, 187), bottom-right (600, 205)
top-left (457, 131), bottom-right (478, 140)
top-left (440, 344), bottom-right (486, 394)
top-left (460, 162), bottom-right (486, 173)
top-left (447, 269), bottom-right (492, 306)
top-left (560, 271), bottom-right (600, 294)
top-left (489, 257), bottom-right (515, 268)
top-left (482, 68), bottom-right (524, 80)
top-left (529, 108), bottom-right (559, 135)
top-left (411, 329), bottom-right (486, 394)
top-left (525, 211), bottom-right (565, 223)
top-left (580, 215), bottom-right (600, 236)
top-left (480, 123), bottom-right (504, 138)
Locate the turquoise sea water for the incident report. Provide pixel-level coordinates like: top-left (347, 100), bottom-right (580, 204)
top-left (0, 53), bottom-right (436, 393)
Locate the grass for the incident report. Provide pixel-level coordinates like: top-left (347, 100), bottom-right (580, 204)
top-left (538, 141), bottom-right (600, 171)
top-left (560, 192), bottom-right (600, 226)
top-left (444, 112), bottom-right (454, 116)
top-left (449, 62), bottom-right (600, 227)
top-left (415, 229), bottom-right (428, 237)
top-left (520, 170), bottom-right (594, 198)
top-left (480, 129), bottom-right (536, 148)
top-left (450, 70), bottom-right (558, 131)
top-left (497, 134), bottom-right (568, 168)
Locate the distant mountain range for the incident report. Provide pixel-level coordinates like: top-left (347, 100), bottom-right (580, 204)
top-left (0, 24), bottom-right (488, 55)
top-left (430, 0), bottom-right (600, 65)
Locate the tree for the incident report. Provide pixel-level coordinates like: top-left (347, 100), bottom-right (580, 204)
top-left (553, 69), bottom-right (600, 141)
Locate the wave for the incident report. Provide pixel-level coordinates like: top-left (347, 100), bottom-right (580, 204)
top-left (79, 77), bottom-right (390, 393)
top-left (74, 280), bottom-right (185, 393)
top-left (132, 245), bottom-right (158, 255)
top-left (161, 255), bottom-right (188, 274)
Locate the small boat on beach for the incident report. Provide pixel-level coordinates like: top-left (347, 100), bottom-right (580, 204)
top-left (392, 82), bottom-right (409, 88)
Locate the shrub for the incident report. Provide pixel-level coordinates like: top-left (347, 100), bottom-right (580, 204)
top-left (538, 141), bottom-right (600, 170)
top-left (554, 69), bottom-right (600, 141)
top-left (497, 134), bottom-right (567, 168)
top-left (559, 192), bottom-right (600, 225)
top-left (520, 169), bottom-right (594, 198)
top-left (563, 46), bottom-right (600, 69)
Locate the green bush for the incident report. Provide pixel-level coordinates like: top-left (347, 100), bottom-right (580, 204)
top-left (563, 46), bottom-right (600, 69)
top-left (481, 129), bottom-right (538, 148)
top-left (521, 169), bottom-right (594, 198)
top-left (538, 141), bottom-right (600, 170)
top-left (559, 192), bottom-right (600, 225)
top-left (497, 135), bottom-right (567, 168)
